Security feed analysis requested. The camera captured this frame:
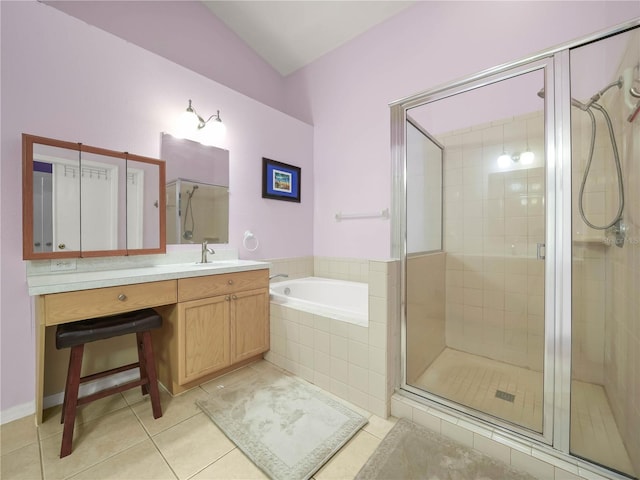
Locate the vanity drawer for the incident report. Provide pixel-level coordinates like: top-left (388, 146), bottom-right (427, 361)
top-left (43, 280), bottom-right (177, 326)
top-left (178, 269), bottom-right (268, 302)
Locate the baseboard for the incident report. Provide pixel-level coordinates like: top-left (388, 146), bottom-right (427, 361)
top-left (0, 368), bottom-right (140, 425)
top-left (0, 400), bottom-right (36, 425)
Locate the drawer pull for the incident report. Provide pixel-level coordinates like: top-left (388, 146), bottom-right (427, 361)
top-left (118, 293), bottom-right (127, 302)
top-left (225, 296), bottom-right (230, 301)
top-left (227, 279), bottom-right (234, 285)
top-left (232, 295), bottom-right (237, 300)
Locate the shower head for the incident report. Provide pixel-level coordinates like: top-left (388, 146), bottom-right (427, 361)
top-left (537, 88), bottom-right (588, 110)
top-left (537, 77), bottom-right (622, 111)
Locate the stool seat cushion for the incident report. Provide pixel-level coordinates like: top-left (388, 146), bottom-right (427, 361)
top-left (56, 308), bottom-right (162, 349)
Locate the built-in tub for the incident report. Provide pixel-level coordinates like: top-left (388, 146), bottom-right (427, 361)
top-left (269, 276), bottom-right (368, 326)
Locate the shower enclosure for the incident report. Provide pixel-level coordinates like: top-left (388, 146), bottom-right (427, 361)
top-left (166, 178), bottom-right (229, 244)
top-left (392, 21), bottom-right (639, 479)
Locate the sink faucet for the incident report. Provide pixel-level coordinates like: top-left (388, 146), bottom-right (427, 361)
top-left (269, 273), bottom-right (289, 281)
top-left (201, 240), bottom-right (215, 263)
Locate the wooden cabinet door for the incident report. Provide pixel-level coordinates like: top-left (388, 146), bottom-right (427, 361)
top-left (178, 295), bottom-right (230, 385)
top-left (230, 288), bottom-right (269, 363)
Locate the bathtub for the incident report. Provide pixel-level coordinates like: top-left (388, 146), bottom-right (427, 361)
top-left (269, 276), bottom-right (368, 326)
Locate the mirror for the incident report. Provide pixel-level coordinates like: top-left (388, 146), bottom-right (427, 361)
top-left (22, 134), bottom-right (166, 260)
top-left (160, 133), bottom-right (229, 245)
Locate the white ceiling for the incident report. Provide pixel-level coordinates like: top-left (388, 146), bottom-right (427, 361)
top-left (202, 1), bottom-right (416, 76)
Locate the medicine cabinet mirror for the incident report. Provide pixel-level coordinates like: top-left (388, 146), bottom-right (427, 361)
top-left (22, 133), bottom-right (166, 260)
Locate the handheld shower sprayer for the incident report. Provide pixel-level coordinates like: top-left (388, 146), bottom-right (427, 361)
top-left (182, 184), bottom-right (199, 241)
top-left (538, 79), bottom-right (625, 242)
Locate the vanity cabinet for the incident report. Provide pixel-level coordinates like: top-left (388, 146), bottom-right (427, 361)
top-left (154, 269), bottom-right (269, 393)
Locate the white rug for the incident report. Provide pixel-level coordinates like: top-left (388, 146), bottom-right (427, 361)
top-left (355, 418), bottom-right (537, 480)
top-left (197, 369), bottom-right (368, 480)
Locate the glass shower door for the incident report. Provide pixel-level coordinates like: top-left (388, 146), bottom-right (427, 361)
top-left (403, 64), bottom-right (551, 438)
top-left (569, 26), bottom-right (639, 478)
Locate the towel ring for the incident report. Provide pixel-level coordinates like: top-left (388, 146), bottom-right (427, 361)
top-left (243, 230), bottom-right (259, 252)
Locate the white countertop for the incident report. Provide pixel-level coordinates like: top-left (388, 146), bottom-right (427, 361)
top-left (27, 259), bottom-right (271, 295)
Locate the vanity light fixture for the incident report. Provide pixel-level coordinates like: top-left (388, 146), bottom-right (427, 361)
top-left (176, 99), bottom-right (226, 145)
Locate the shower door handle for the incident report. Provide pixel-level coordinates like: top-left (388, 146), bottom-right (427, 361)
top-left (537, 243), bottom-right (545, 260)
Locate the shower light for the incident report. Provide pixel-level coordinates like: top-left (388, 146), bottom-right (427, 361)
top-left (497, 124), bottom-right (511, 168)
top-left (176, 99), bottom-right (226, 145)
top-left (520, 151), bottom-right (535, 165)
top-left (497, 153), bottom-right (511, 168)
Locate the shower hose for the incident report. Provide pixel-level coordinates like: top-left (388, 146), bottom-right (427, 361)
top-left (577, 102), bottom-right (625, 230)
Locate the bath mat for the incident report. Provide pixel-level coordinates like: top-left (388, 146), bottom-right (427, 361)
top-left (355, 418), bottom-right (537, 480)
top-left (197, 369), bottom-right (368, 480)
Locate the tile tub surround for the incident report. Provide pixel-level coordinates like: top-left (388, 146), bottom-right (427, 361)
top-left (266, 258), bottom-right (399, 419)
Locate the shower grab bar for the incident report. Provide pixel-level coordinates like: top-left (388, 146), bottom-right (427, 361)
top-left (335, 208), bottom-right (389, 222)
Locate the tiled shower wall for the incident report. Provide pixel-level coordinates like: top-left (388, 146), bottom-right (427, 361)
top-left (579, 39), bottom-right (640, 474)
top-left (439, 112), bottom-right (546, 371)
top-left (265, 256), bottom-right (399, 418)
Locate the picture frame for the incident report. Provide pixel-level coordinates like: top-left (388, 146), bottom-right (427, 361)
top-left (262, 157), bottom-right (301, 202)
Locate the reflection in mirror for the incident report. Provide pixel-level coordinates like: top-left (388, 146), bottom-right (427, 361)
top-left (166, 179), bottom-right (229, 244)
top-left (32, 141), bottom-right (81, 255)
top-left (79, 148), bottom-right (126, 252)
top-left (160, 133), bottom-right (229, 245)
top-left (127, 154), bottom-right (164, 250)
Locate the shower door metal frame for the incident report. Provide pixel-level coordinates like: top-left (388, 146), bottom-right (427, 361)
top-left (391, 17), bottom-right (640, 468)
top-left (392, 56), bottom-right (557, 446)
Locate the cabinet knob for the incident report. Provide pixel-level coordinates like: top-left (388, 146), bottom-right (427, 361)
top-left (232, 295), bottom-right (237, 300)
top-left (58, 243), bottom-right (66, 250)
top-left (227, 279), bottom-right (234, 285)
top-left (118, 293), bottom-right (127, 301)
top-left (225, 296), bottom-right (230, 301)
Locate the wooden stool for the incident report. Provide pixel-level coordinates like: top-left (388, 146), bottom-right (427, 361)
top-left (55, 308), bottom-right (163, 458)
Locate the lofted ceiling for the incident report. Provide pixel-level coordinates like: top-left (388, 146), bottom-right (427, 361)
top-left (202, 1), bottom-right (416, 76)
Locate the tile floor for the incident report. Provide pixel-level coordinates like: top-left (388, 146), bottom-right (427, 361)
top-left (0, 360), bottom-right (397, 480)
top-left (411, 348), bottom-right (636, 478)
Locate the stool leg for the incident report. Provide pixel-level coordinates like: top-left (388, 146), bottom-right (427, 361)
top-left (140, 331), bottom-right (162, 419)
top-left (136, 332), bottom-right (149, 396)
top-left (61, 344), bottom-right (84, 458)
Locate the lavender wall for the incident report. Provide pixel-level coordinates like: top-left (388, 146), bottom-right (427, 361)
top-left (44, 0), bottom-right (287, 115)
top-left (0, 1), bottom-right (313, 417)
top-left (284, 1), bottom-right (640, 259)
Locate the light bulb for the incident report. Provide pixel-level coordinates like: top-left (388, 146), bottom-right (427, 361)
top-left (520, 151), bottom-right (535, 165)
top-left (201, 118), bottom-right (226, 146)
top-left (175, 109), bottom-right (198, 139)
top-left (497, 153), bottom-right (511, 168)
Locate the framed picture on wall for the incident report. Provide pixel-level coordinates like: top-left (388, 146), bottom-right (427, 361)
top-left (262, 157), bottom-right (301, 202)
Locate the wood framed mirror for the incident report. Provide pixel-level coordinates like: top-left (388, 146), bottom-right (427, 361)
top-left (22, 133), bottom-right (166, 260)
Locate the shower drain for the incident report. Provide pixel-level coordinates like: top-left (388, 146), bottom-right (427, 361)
top-left (495, 390), bottom-right (516, 403)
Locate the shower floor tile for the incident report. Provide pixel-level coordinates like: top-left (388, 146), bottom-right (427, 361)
top-left (411, 348), bottom-right (636, 478)
top-left (412, 348), bottom-right (544, 432)
top-left (570, 380), bottom-right (636, 477)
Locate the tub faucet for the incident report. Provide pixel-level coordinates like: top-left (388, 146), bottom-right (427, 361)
top-left (269, 273), bottom-right (289, 281)
top-left (201, 240), bottom-right (215, 263)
